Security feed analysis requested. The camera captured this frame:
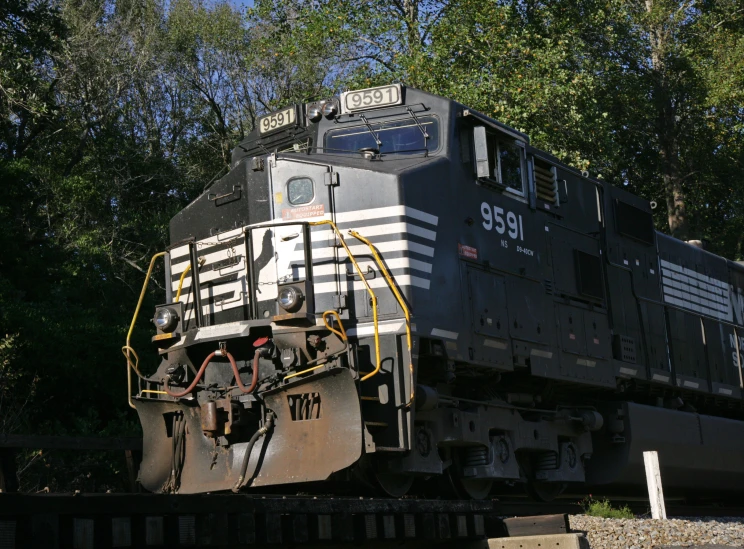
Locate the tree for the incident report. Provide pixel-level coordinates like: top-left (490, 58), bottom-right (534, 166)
top-left (412, 0), bottom-right (744, 252)
top-left (599, 0), bottom-right (744, 249)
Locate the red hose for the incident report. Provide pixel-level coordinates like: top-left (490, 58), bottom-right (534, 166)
top-left (164, 349), bottom-right (260, 397)
top-left (235, 350), bottom-right (261, 394)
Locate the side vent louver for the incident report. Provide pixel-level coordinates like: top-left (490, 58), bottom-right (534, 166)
top-left (613, 335), bottom-right (637, 364)
top-left (534, 160), bottom-right (558, 205)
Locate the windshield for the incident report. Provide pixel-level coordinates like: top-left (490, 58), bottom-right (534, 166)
top-left (324, 116), bottom-right (439, 155)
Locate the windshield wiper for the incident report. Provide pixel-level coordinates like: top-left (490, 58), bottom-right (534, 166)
top-left (407, 107), bottom-right (429, 141)
top-left (359, 114), bottom-right (383, 147)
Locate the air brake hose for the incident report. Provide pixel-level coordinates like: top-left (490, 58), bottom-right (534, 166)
top-left (233, 349), bottom-right (261, 394)
top-left (232, 413), bottom-right (275, 493)
top-left (164, 349), bottom-right (260, 398)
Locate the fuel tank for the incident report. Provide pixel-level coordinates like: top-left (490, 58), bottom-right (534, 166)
top-left (587, 401), bottom-right (744, 492)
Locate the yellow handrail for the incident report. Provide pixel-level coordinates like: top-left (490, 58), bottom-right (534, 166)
top-left (122, 251), bottom-right (167, 409)
top-left (309, 220), bottom-right (381, 381)
top-left (174, 263), bottom-right (192, 302)
top-left (323, 310), bottom-right (347, 342)
top-left (348, 230), bottom-right (415, 406)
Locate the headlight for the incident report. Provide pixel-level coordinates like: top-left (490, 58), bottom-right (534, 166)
top-left (278, 286), bottom-right (303, 312)
top-left (154, 307), bottom-right (178, 332)
top-left (321, 102), bottom-right (337, 118)
top-left (307, 105), bottom-right (322, 122)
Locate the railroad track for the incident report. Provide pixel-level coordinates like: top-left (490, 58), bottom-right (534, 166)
top-left (1, 492), bottom-right (742, 548)
top-left (0, 492), bottom-right (497, 548)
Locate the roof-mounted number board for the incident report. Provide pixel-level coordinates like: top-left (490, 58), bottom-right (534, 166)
top-left (341, 84), bottom-right (402, 114)
top-left (258, 106), bottom-right (298, 135)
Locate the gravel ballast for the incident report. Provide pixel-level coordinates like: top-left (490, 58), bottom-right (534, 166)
top-left (569, 515), bottom-right (744, 548)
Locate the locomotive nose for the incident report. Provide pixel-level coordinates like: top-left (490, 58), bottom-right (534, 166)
top-left (169, 155), bottom-right (271, 248)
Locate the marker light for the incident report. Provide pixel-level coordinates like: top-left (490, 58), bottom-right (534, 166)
top-left (154, 307), bottom-right (178, 332)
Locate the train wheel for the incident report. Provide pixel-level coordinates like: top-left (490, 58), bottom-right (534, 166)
top-left (451, 476), bottom-right (494, 500)
top-left (449, 448), bottom-right (494, 500)
top-left (375, 472), bottom-right (414, 498)
top-left (525, 481), bottom-right (566, 502)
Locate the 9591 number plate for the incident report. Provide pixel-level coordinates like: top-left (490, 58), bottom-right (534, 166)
top-left (258, 106), bottom-right (297, 135)
top-left (341, 84), bottom-right (402, 113)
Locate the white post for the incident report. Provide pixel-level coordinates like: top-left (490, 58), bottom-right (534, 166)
top-left (643, 450), bottom-right (667, 519)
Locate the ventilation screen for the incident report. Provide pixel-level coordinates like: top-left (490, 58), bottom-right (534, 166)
top-left (575, 250), bottom-right (604, 300)
top-left (615, 200), bottom-right (655, 245)
top-left (534, 160), bottom-right (558, 204)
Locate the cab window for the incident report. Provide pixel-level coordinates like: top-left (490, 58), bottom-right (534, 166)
top-left (473, 125), bottom-right (526, 197)
top-left (287, 177), bottom-right (314, 205)
top-left (497, 141), bottom-right (523, 193)
top-left (324, 116), bottom-right (439, 155)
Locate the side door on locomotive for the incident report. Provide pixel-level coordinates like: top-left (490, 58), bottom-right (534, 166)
top-left (459, 115), bottom-right (555, 376)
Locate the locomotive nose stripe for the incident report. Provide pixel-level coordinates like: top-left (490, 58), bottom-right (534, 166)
top-left (304, 221), bottom-right (437, 242)
top-left (169, 236), bottom-right (246, 267)
top-left (289, 240), bottom-right (435, 260)
top-left (174, 206), bottom-right (438, 322)
top-left (334, 205), bottom-right (438, 226)
top-left (290, 258), bottom-right (433, 278)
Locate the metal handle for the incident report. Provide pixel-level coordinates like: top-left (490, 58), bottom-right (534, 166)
top-left (208, 185), bottom-right (241, 202)
top-left (216, 291), bottom-right (247, 308)
top-left (346, 265), bottom-right (375, 280)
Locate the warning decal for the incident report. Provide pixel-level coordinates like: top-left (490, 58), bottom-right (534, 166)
top-left (458, 244), bottom-right (478, 260)
top-left (282, 204), bottom-right (325, 220)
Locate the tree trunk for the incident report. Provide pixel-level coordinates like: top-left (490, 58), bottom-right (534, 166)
top-left (660, 122), bottom-right (687, 240)
top-left (403, 0), bottom-right (420, 49)
top-left (646, 0), bottom-right (689, 240)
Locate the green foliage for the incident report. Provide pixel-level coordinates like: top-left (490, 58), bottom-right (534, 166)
top-left (422, 0), bottom-right (617, 169)
top-left (302, 0), bottom-right (744, 252)
top-left (0, 332), bottom-right (37, 435)
top-left (581, 496), bottom-right (635, 519)
top-left (0, 0), bottom-right (64, 128)
top-left (18, 407), bottom-right (141, 493)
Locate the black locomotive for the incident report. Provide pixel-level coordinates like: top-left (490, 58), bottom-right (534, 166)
top-left (126, 85), bottom-right (744, 499)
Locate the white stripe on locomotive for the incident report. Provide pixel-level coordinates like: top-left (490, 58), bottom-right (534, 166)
top-left (176, 205), bottom-right (438, 321)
